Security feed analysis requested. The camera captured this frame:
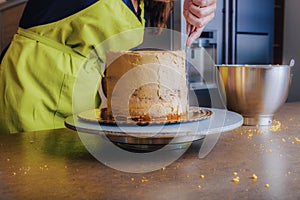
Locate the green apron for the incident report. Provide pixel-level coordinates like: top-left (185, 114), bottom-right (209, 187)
top-left (0, 0), bottom-right (145, 133)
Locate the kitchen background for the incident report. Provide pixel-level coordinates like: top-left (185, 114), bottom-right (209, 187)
top-left (0, 0), bottom-right (299, 101)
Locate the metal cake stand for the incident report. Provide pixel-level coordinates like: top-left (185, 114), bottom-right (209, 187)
top-left (65, 107), bottom-right (243, 151)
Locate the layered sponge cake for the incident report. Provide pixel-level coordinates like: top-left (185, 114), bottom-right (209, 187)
top-left (103, 50), bottom-right (188, 121)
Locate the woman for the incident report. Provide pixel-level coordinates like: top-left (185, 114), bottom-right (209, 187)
top-left (0, 0), bottom-right (216, 133)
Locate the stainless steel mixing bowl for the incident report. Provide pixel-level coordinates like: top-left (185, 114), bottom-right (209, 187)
top-left (216, 64), bottom-right (292, 126)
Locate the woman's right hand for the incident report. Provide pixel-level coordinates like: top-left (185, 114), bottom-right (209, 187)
top-left (183, 0), bottom-right (217, 47)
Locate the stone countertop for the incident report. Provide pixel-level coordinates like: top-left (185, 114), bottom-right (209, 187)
top-left (0, 102), bottom-right (300, 200)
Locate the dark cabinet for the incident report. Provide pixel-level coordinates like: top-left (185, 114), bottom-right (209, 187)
top-left (235, 0), bottom-right (274, 64)
top-left (236, 0), bottom-right (274, 33)
top-left (236, 34), bottom-right (271, 64)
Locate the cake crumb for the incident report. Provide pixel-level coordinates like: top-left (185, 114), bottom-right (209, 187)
top-left (232, 177), bottom-right (240, 183)
top-left (265, 183), bottom-right (270, 188)
top-left (141, 177), bottom-right (149, 183)
top-left (200, 175), bottom-right (205, 179)
top-left (233, 172), bottom-right (238, 176)
top-left (251, 174), bottom-right (258, 180)
top-left (197, 185), bottom-right (202, 189)
top-left (269, 120), bottom-right (281, 132)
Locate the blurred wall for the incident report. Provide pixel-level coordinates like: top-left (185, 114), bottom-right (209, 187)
top-left (283, 0), bottom-right (300, 101)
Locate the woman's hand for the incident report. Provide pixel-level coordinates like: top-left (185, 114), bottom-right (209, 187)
top-left (184, 0), bottom-right (217, 47)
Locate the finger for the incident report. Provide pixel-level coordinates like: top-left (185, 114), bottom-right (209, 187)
top-left (189, 3), bottom-right (217, 19)
top-left (186, 23), bottom-right (191, 35)
top-left (187, 9), bottom-right (215, 29)
top-left (187, 24), bottom-right (196, 37)
top-left (191, 25), bottom-right (197, 33)
top-left (186, 26), bottom-right (205, 47)
top-left (192, 0), bottom-right (216, 7)
top-left (183, 0), bottom-right (192, 17)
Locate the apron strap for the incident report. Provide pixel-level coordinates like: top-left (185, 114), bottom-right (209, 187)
top-left (17, 28), bottom-right (85, 59)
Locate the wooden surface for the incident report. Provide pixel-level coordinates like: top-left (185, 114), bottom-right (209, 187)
top-left (0, 102), bottom-right (300, 200)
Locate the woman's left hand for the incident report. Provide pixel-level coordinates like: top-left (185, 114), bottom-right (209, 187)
top-left (183, 0), bottom-right (217, 47)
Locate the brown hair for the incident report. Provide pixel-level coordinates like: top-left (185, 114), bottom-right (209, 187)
top-left (144, 0), bottom-right (175, 28)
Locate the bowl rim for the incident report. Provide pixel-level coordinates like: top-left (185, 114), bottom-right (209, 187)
top-left (214, 64), bottom-right (290, 68)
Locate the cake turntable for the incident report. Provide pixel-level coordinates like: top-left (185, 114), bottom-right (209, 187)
top-left (65, 107), bottom-right (243, 152)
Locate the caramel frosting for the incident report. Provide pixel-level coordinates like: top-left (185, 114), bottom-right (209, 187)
top-left (103, 50), bottom-right (188, 121)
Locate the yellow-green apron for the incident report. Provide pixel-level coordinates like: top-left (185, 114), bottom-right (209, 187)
top-left (0, 0), bottom-right (145, 133)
